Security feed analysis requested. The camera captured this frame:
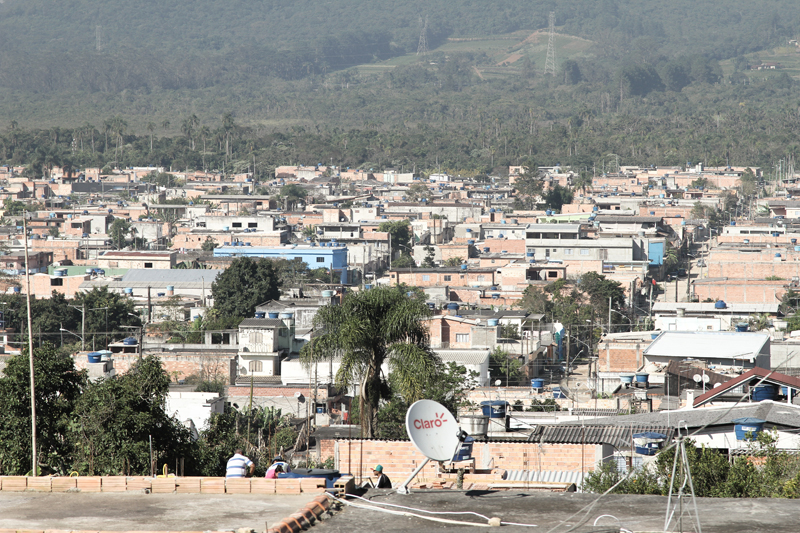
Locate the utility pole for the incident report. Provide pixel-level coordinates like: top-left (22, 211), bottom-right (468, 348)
top-left (23, 213), bottom-right (37, 477)
top-left (608, 296), bottom-right (612, 335)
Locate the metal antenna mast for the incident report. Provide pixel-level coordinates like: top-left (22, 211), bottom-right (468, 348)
top-left (95, 25), bottom-right (102, 52)
top-left (544, 12), bottom-right (556, 76)
top-left (417, 16), bottom-right (429, 56)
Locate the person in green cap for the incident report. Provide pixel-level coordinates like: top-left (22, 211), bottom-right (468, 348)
top-left (372, 464), bottom-right (391, 488)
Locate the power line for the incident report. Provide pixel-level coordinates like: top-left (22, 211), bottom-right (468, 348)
top-left (544, 12), bottom-right (556, 76)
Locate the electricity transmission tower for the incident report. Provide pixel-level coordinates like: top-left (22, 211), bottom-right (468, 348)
top-left (417, 16), bottom-right (429, 56)
top-left (544, 12), bottom-right (556, 76)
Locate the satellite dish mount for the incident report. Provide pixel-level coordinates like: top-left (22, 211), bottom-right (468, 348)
top-left (397, 399), bottom-right (465, 495)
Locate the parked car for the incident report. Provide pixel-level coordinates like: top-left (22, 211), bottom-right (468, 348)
top-left (677, 268), bottom-right (687, 278)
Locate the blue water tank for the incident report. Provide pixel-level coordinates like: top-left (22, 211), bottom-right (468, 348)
top-left (752, 384), bottom-right (777, 402)
top-left (492, 294), bottom-right (500, 299)
top-left (280, 312), bottom-right (294, 320)
top-left (268, 312), bottom-right (279, 319)
top-left (87, 352), bottom-right (103, 363)
top-left (254, 312), bottom-right (266, 319)
top-left (714, 300), bottom-right (727, 309)
top-left (157, 292), bottom-right (165, 297)
top-left (483, 247), bottom-right (490, 253)
top-left (633, 432), bottom-right (666, 455)
top-left (730, 221), bottom-right (736, 226)
top-left (124, 288), bottom-right (133, 294)
top-left (480, 400), bottom-right (506, 418)
top-left (123, 337), bottom-right (137, 346)
top-left (592, 206), bottom-right (598, 212)
top-left (460, 264), bottom-right (468, 270)
top-left (446, 303), bottom-right (460, 312)
top-left (552, 387), bottom-right (566, 399)
top-left (487, 319), bottom-right (499, 326)
top-left (733, 418), bottom-right (765, 440)
top-left (635, 372), bottom-right (649, 384)
top-left (735, 322), bottom-right (749, 332)
top-left (466, 228), bottom-right (472, 233)
top-left (526, 252), bottom-right (534, 257)
top-left (467, 239), bottom-right (475, 245)
top-left (620, 374), bottom-right (635, 384)
top-left (545, 210), bottom-right (552, 216)
top-left (531, 378), bottom-right (544, 389)
top-left (792, 239), bottom-right (798, 245)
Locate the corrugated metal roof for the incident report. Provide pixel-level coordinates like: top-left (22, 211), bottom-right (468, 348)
top-left (644, 331), bottom-right (769, 359)
top-left (652, 302), bottom-right (780, 313)
top-left (531, 425), bottom-right (674, 448)
top-left (435, 349), bottom-right (490, 365)
top-left (503, 470), bottom-right (585, 486)
top-left (121, 269), bottom-right (223, 283)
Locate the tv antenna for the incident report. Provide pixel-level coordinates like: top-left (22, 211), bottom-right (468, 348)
top-left (664, 436), bottom-right (703, 533)
top-left (397, 399), bottom-right (466, 494)
top-left (544, 12), bottom-right (556, 76)
top-left (417, 16), bottom-right (429, 56)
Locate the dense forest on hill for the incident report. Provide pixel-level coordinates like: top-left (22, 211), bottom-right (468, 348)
top-left (1, 0), bottom-right (800, 173)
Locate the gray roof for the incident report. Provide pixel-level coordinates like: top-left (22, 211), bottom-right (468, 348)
top-left (121, 269), bottom-right (223, 284)
top-left (238, 318), bottom-right (285, 328)
top-left (524, 223), bottom-right (581, 232)
top-left (644, 331), bottom-right (769, 359)
top-left (577, 400), bottom-right (800, 430)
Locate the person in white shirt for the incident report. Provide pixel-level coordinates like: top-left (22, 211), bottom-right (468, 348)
top-left (226, 449), bottom-right (254, 478)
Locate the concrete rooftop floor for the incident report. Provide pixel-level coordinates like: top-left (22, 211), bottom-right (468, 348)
top-left (0, 492), bottom-right (313, 531)
top-left (316, 489), bottom-right (800, 533)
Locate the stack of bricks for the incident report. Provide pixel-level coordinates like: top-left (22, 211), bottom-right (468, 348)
top-left (0, 476), bottom-right (341, 494)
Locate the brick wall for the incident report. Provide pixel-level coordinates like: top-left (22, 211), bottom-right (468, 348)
top-left (597, 341), bottom-right (646, 372)
top-left (693, 279), bottom-right (786, 304)
top-left (72, 352), bottom-right (232, 382)
top-left (329, 439), bottom-right (599, 483)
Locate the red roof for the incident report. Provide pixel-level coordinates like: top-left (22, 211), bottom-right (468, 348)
top-left (693, 367), bottom-right (800, 407)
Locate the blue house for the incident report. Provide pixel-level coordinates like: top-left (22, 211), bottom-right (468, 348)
top-left (213, 244), bottom-right (349, 282)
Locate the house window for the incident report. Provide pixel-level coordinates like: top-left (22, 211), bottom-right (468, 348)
top-left (580, 249), bottom-right (590, 256)
top-left (279, 329), bottom-right (287, 337)
top-left (232, 222), bottom-right (242, 228)
top-left (422, 275), bottom-right (430, 281)
top-left (477, 275), bottom-right (485, 281)
top-left (548, 271), bottom-right (558, 278)
top-left (248, 222), bottom-right (257, 228)
top-left (456, 333), bottom-right (469, 343)
top-left (564, 249), bottom-right (573, 255)
top-left (444, 275), bottom-right (452, 281)
top-left (251, 331), bottom-right (262, 344)
top-left (491, 259), bottom-right (496, 263)
top-left (144, 262), bottom-right (153, 268)
top-left (545, 249), bottom-right (550, 257)
top-left (50, 278), bottom-right (63, 286)
top-left (316, 257), bottom-right (325, 262)
top-left (248, 360), bottom-right (263, 373)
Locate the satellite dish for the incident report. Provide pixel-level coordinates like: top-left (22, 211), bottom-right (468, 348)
top-left (692, 374), bottom-right (702, 383)
top-left (494, 379), bottom-right (502, 386)
top-left (703, 374), bottom-right (710, 383)
top-left (713, 382), bottom-right (721, 388)
top-left (294, 392), bottom-right (305, 402)
top-left (405, 399), bottom-right (461, 462)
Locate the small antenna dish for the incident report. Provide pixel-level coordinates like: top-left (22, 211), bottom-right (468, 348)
top-left (294, 392), bottom-right (305, 402)
top-left (703, 374), bottom-right (710, 383)
top-left (713, 382), bottom-right (721, 388)
top-left (494, 379), bottom-right (502, 386)
top-left (405, 400), bottom-right (460, 462)
top-left (692, 374), bottom-right (702, 383)
top-left (398, 399), bottom-right (463, 494)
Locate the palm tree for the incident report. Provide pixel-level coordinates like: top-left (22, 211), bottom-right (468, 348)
top-left (300, 286), bottom-right (439, 437)
top-left (147, 122), bottom-right (156, 153)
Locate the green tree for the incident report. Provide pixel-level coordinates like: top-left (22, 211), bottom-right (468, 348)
top-left (512, 165), bottom-right (543, 210)
top-left (73, 286), bottom-right (140, 346)
top-left (211, 257), bottom-right (281, 318)
top-left (201, 237), bottom-right (218, 252)
top-left (406, 183), bottom-right (432, 202)
top-left (421, 245), bottom-right (436, 268)
top-left (109, 218), bottom-right (131, 249)
top-left (301, 286), bottom-right (438, 437)
top-left (489, 348), bottom-right (524, 386)
top-left (544, 184), bottom-right (574, 211)
top-left (378, 219), bottom-right (412, 255)
top-left (443, 257), bottom-right (463, 267)
top-left (0, 343), bottom-right (85, 474)
top-left (279, 184), bottom-right (307, 210)
top-left (70, 355), bottom-right (192, 475)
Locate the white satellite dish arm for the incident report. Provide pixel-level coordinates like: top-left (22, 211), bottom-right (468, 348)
top-left (396, 458), bottom-right (431, 495)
